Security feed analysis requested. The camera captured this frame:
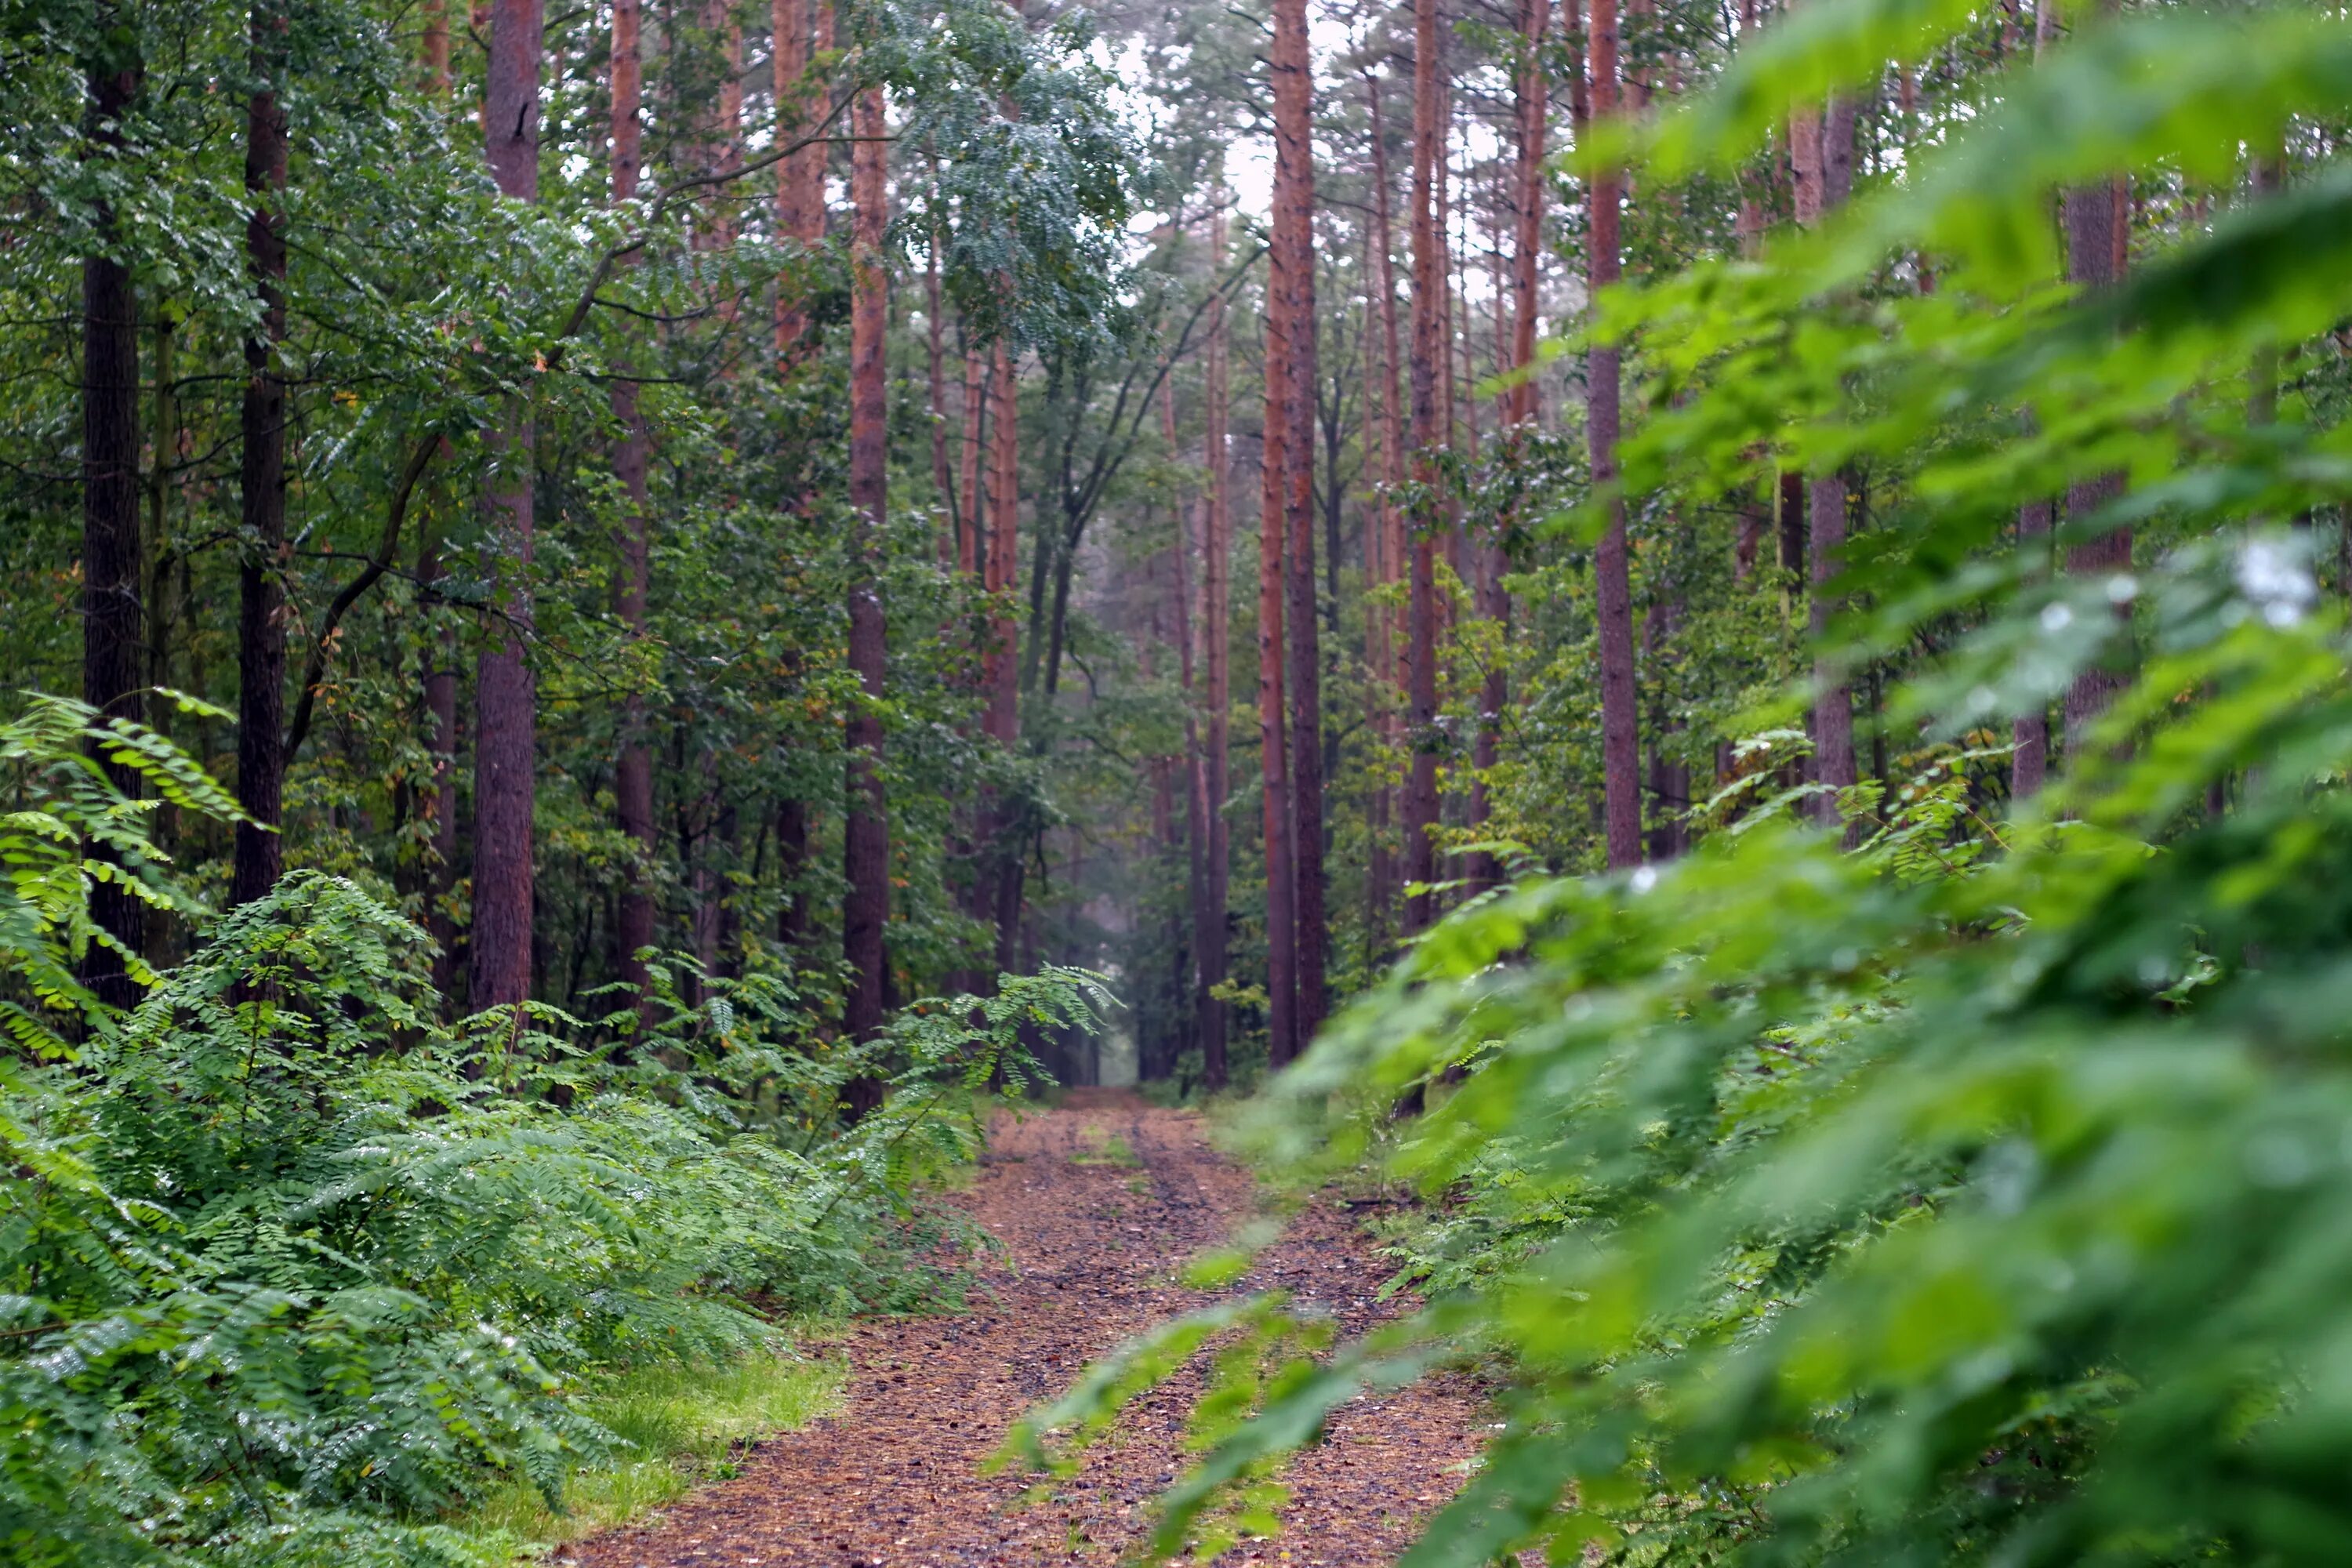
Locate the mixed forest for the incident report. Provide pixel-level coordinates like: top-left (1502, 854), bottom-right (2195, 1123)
top-left (10, 0), bottom-right (2352, 1556)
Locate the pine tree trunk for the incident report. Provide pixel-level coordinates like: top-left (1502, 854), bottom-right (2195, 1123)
top-left (423, 0), bottom-right (449, 88)
top-left (82, 38), bottom-right (145, 1009)
top-left (1791, 91), bottom-right (1859, 829)
top-left (2061, 170), bottom-right (2129, 742)
top-left (775, 795), bottom-right (810, 946)
top-left (470, 0), bottom-right (544, 1012)
top-left (1590, 0), bottom-right (1643, 869)
top-left (1272, 0), bottom-right (1321, 1056)
top-left (1200, 194), bottom-right (1232, 1090)
top-left (1258, 222), bottom-right (1298, 1069)
top-left (927, 205), bottom-right (952, 567)
top-left (772, 0), bottom-right (821, 356)
top-left (987, 340), bottom-right (1025, 973)
top-left (1508, 0), bottom-right (1548, 431)
top-left (839, 82), bottom-right (891, 1121)
top-left (610, 0), bottom-right (658, 1012)
top-left (1365, 77), bottom-right (1406, 946)
top-left (1174, 476), bottom-right (1210, 1087)
top-left (957, 333), bottom-right (985, 575)
top-left (416, 7), bottom-right (460, 1003)
top-left (232, 0), bottom-right (290, 909)
top-left (1466, 0), bottom-right (1548, 894)
top-left (1402, 0), bottom-right (1446, 931)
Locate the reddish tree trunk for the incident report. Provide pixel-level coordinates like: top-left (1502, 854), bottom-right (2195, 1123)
top-left (1258, 282), bottom-right (1298, 1069)
top-left (1199, 194), bottom-right (1233, 1091)
top-left (423, 0), bottom-right (449, 88)
top-left (1366, 76), bottom-right (1406, 945)
top-left (1507, 0), bottom-right (1548, 433)
top-left (610, 0), bottom-right (658, 1011)
top-left (927, 212), bottom-right (952, 568)
top-left (470, 0), bottom-right (544, 1011)
top-left (82, 41), bottom-right (144, 1008)
top-left (1792, 94), bottom-right (1859, 829)
top-left (957, 337), bottom-right (985, 576)
top-left (987, 340), bottom-right (1025, 972)
top-left (1466, 0), bottom-right (1548, 893)
top-left (1590, 0), bottom-right (1642, 869)
top-left (2061, 173), bottom-right (2129, 742)
top-left (232, 0), bottom-right (290, 909)
top-left (1272, 0), bottom-right (1322, 1056)
top-left (772, 0), bottom-right (826, 357)
top-left (1401, 0), bottom-right (1446, 931)
top-left (2013, 489), bottom-right (2053, 797)
top-left (839, 82), bottom-right (891, 1120)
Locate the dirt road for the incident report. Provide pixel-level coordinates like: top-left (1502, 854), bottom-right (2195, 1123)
top-left (564, 1090), bottom-right (1484, 1567)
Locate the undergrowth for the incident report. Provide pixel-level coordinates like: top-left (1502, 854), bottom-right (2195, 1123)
top-left (0, 692), bottom-right (1106, 1567)
top-left (455, 1345), bottom-right (849, 1549)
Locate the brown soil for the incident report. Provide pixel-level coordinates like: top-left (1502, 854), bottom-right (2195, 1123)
top-left (563, 1088), bottom-right (1485, 1567)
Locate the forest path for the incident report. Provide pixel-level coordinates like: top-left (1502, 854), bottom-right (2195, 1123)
top-left (564, 1089), bottom-right (1485, 1567)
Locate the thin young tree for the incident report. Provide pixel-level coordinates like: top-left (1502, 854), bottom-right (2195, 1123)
top-left (1365, 70), bottom-right (1406, 943)
top-left (1588, 0), bottom-right (1643, 869)
top-left (838, 78), bottom-right (891, 1120)
top-left (231, 0), bottom-right (291, 908)
top-left (2012, 0), bottom-right (2063, 798)
top-left (1272, 0), bottom-right (1323, 1054)
top-left (1198, 191), bottom-right (1233, 1091)
top-left (608, 0), bottom-right (659, 1012)
top-left (987, 338), bottom-right (1023, 971)
top-left (416, 5), bottom-right (461, 1000)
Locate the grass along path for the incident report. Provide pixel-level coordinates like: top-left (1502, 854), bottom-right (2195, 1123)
top-left (560, 1089), bottom-right (1485, 1567)
top-left (463, 1347), bottom-right (848, 1551)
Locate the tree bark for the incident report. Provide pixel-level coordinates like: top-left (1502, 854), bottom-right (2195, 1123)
top-left (987, 339), bottom-right (1025, 972)
top-left (1466, 0), bottom-right (1548, 894)
top-left (1365, 75), bottom-right (1406, 946)
top-left (772, 0), bottom-right (826, 358)
top-left (1590, 0), bottom-right (1643, 869)
top-left (1792, 92), bottom-right (1858, 829)
top-left (82, 37), bottom-right (145, 1009)
top-left (839, 82), bottom-right (891, 1121)
top-left (927, 195), bottom-right (952, 566)
top-left (416, 5), bottom-right (460, 1003)
top-left (1402, 0), bottom-right (1446, 930)
top-left (957, 331), bottom-right (985, 576)
top-left (1508, 0), bottom-right (1548, 432)
top-left (232, 0), bottom-right (291, 909)
top-left (1272, 0), bottom-right (1322, 1056)
top-left (2061, 169), bottom-right (2129, 742)
top-left (609, 0), bottom-right (658, 1014)
top-left (470, 0), bottom-right (544, 1012)
top-left (775, 794), bottom-right (810, 946)
top-left (2013, 488), bottom-right (2053, 797)
top-left (1258, 233), bottom-right (1298, 1069)
top-left (1199, 192), bottom-right (1232, 1091)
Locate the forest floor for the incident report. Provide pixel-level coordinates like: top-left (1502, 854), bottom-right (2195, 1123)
top-left (561, 1088), bottom-right (1487, 1567)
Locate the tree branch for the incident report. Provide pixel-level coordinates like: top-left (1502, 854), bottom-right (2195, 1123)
top-left (282, 434), bottom-right (437, 763)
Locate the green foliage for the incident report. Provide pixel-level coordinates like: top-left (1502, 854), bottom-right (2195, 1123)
top-left (0, 698), bottom-right (1099, 1566)
top-left (454, 1348), bottom-right (848, 1548)
top-left (1013, 4), bottom-right (2352, 1565)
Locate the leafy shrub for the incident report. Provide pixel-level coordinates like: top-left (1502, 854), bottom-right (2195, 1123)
top-left (1010, 5), bottom-right (2352, 1565)
top-left (0, 695), bottom-right (1101, 1565)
